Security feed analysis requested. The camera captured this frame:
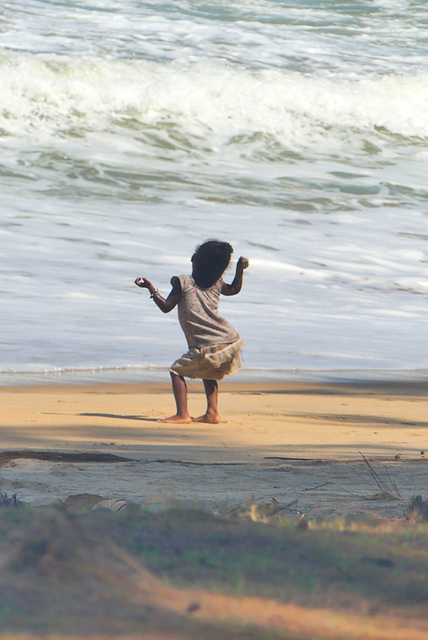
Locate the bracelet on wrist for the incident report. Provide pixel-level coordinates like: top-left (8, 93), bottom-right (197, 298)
top-left (150, 289), bottom-right (159, 299)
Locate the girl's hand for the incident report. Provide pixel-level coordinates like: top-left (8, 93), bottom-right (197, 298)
top-left (135, 277), bottom-right (152, 289)
top-left (237, 256), bottom-right (249, 271)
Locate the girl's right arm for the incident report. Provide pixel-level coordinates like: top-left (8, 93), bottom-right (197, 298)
top-left (135, 276), bottom-right (182, 313)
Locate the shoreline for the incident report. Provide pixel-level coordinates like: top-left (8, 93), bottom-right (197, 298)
top-left (2, 377), bottom-right (428, 395)
top-left (1, 366), bottom-right (428, 388)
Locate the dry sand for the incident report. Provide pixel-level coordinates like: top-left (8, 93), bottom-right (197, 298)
top-left (0, 380), bottom-right (427, 517)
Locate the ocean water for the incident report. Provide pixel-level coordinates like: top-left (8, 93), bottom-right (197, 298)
top-left (1, 0), bottom-right (428, 384)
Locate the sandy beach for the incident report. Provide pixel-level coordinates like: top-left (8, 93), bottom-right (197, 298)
top-left (1, 380), bottom-right (426, 518)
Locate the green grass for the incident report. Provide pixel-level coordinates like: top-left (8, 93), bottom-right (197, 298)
top-left (106, 506), bottom-right (428, 615)
top-left (0, 503), bottom-right (426, 638)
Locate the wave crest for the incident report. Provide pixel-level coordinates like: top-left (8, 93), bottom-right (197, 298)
top-left (1, 51), bottom-right (427, 151)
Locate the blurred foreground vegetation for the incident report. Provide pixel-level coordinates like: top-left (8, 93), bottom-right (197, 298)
top-left (0, 497), bottom-right (427, 639)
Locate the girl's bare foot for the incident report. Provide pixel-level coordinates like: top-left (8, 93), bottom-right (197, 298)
top-left (158, 414), bottom-right (192, 424)
top-left (192, 411), bottom-right (221, 424)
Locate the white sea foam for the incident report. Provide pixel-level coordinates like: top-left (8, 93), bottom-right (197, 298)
top-left (2, 52), bottom-right (428, 149)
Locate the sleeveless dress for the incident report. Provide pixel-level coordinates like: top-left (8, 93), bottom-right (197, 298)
top-left (170, 274), bottom-right (244, 380)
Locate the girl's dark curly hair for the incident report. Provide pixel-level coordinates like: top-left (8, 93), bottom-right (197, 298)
top-left (192, 240), bottom-right (233, 288)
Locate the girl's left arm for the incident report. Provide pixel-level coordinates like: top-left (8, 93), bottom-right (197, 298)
top-left (135, 276), bottom-right (182, 313)
top-left (221, 257), bottom-right (249, 296)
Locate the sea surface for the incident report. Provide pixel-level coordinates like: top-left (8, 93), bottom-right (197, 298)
top-left (1, 0), bottom-right (428, 384)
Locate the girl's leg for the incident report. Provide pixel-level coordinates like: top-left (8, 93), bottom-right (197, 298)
top-left (160, 372), bottom-right (192, 423)
top-left (192, 379), bottom-right (221, 424)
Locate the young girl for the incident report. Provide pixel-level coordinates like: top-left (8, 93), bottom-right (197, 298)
top-left (135, 240), bottom-right (249, 424)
